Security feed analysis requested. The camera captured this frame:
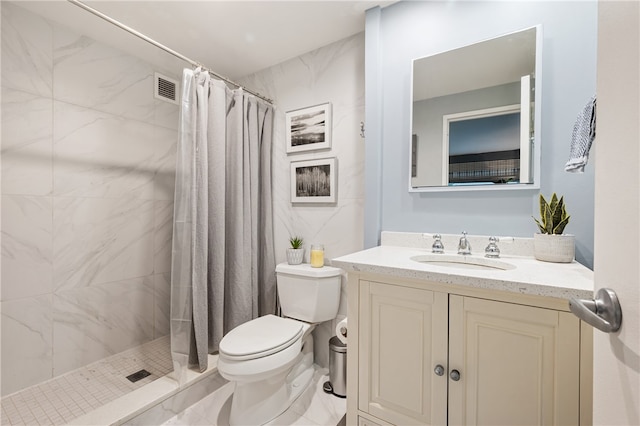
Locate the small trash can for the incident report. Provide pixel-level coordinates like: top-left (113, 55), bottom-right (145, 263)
top-left (323, 336), bottom-right (347, 398)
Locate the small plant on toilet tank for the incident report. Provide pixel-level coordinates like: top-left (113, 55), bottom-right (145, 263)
top-left (287, 236), bottom-right (305, 265)
top-left (533, 193), bottom-right (575, 263)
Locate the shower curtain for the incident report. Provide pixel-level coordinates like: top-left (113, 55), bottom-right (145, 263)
top-left (170, 68), bottom-right (276, 382)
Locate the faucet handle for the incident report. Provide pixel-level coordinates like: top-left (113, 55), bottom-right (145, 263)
top-left (458, 231), bottom-right (471, 255)
top-left (485, 236), bottom-right (500, 258)
top-left (432, 234), bottom-right (445, 253)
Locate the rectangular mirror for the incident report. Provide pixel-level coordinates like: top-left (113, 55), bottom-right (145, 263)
top-left (409, 26), bottom-right (542, 191)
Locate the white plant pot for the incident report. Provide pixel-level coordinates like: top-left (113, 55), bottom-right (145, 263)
top-left (286, 248), bottom-right (304, 265)
top-left (533, 233), bottom-right (575, 263)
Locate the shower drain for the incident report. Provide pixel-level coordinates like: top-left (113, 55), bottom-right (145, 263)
top-left (126, 369), bottom-right (151, 383)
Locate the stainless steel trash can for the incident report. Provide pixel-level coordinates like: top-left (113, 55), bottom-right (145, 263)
top-left (325, 336), bottom-right (347, 398)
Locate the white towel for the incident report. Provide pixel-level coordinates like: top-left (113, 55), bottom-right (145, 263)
top-left (565, 96), bottom-right (597, 173)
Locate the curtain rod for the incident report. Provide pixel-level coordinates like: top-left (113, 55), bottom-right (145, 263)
top-left (66, 0), bottom-right (274, 104)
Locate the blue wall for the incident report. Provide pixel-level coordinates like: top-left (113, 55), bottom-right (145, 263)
top-left (364, 1), bottom-right (597, 268)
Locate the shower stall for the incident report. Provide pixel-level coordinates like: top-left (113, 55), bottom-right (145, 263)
top-left (0, 2), bottom-right (230, 423)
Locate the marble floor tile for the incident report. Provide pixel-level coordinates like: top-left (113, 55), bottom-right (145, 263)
top-left (161, 365), bottom-right (346, 426)
top-left (289, 368), bottom-right (346, 426)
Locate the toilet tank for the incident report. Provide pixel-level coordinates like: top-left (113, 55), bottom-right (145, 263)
top-left (275, 263), bottom-right (342, 323)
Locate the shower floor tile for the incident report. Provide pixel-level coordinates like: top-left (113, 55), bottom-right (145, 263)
top-left (1, 335), bottom-right (171, 426)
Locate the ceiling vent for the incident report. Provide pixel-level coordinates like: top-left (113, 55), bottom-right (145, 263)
top-left (154, 72), bottom-right (179, 105)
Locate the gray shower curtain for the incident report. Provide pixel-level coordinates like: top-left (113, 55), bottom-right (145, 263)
top-left (170, 68), bottom-right (276, 383)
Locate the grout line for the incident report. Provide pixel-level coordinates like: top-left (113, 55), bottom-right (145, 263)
top-left (1, 335), bottom-right (171, 425)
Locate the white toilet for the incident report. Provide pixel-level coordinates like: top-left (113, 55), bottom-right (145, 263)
top-left (217, 262), bottom-right (342, 426)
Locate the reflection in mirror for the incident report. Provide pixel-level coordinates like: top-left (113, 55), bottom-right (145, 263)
top-left (410, 26), bottom-right (541, 190)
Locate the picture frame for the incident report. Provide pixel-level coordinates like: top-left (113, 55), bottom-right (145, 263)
top-left (290, 157), bottom-right (337, 204)
top-left (285, 103), bottom-right (332, 154)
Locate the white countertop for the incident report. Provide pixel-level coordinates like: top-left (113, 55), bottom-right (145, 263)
top-left (332, 244), bottom-right (594, 300)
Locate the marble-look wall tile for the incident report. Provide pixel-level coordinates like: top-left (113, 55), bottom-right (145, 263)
top-left (1, 294), bottom-right (53, 396)
top-left (273, 199), bottom-right (365, 266)
top-left (155, 99), bottom-right (181, 131)
top-left (154, 202), bottom-right (174, 274)
top-left (153, 127), bottom-right (178, 201)
top-left (1, 88), bottom-right (53, 195)
top-left (1, 195), bottom-right (53, 301)
top-left (1, 3), bottom-right (178, 393)
top-left (240, 34), bottom-right (365, 369)
top-left (1, 2), bottom-right (52, 97)
top-left (268, 36), bottom-right (365, 201)
top-left (53, 25), bottom-right (156, 124)
top-left (52, 277), bottom-right (155, 375)
top-left (154, 273), bottom-right (171, 338)
top-left (53, 101), bottom-right (172, 200)
top-left (53, 197), bottom-right (154, 291)
top-left (240, 33), bottom-right (366, 264)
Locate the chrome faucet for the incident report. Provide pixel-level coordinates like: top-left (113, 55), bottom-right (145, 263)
top-left (485, 236), bottom-right (500, 258)
top-left (458, 231), bottom-right (471, 255)
top-left (432, 234), bottom-right (445, 253)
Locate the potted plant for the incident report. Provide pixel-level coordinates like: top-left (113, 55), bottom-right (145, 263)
top-left (532, 193), bottom-right (575, 263)
top-left (286, 236), bottom-right (305, 265)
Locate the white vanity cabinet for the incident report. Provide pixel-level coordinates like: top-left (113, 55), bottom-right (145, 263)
top-left (358, 281), bottom-right (448, 425)
top-left (350, 275), bottom-right (591, 426)
top-left (448, 295), bottom-right (580, 426)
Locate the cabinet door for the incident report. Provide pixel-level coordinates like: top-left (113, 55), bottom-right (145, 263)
top-left (359, 281), bottom-right (448, 425)
top-left (448, 295), bottom-right (580, 425)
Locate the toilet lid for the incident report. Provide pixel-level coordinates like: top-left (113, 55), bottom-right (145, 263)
top-left (219, 315), bottom-right (303, 361)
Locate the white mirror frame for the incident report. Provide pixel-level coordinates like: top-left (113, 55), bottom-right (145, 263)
top-left (408, 25), bottom-right (543, 193)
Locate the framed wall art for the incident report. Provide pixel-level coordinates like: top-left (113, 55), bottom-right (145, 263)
top-left (286, 103), bottom-right (332, 153)
top-left (290, 157), bottom-right (337, 203)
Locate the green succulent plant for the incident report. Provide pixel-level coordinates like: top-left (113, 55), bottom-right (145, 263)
top-left (533, 193), bottom-right (570, 235)
top-left (289, 236), bottom-right (304, 249)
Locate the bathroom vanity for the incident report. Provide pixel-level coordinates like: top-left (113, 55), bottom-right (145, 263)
top-left (332, 232), bottom-right (593, 426)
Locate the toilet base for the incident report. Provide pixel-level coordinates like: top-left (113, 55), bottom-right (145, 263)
top-left (228, 334), bottom-right (314, 426)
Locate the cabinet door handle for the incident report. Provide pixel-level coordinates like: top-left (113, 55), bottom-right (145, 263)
top-left (434, 365), bottom-right (445, 376)
top-left (450, 369), bottom-right (461, 381)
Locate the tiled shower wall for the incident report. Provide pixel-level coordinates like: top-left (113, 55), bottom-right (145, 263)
top-left (239, 33), bottom-right (366, 368)
top-left (1, 2), bottom-right (178, 396)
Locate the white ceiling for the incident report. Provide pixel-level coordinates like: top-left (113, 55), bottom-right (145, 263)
top-left (18, 0), bottom-right (393, 80)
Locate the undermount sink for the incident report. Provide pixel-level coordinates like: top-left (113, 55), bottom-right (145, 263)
top-left (410, 254), bottom-right (516, 271)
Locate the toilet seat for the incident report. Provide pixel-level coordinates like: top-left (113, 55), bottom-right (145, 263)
top-left (218, 315), bottom-right (311, 382)
top-left (219, 315), bottom-right (304, 361)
